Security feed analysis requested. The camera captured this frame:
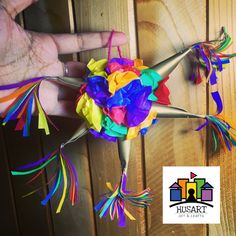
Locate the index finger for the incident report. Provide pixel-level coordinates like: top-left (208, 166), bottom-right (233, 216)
top-left (49, 31), bottom-right (127, 55)
top-left (0, 0), bottom-right (36, 18)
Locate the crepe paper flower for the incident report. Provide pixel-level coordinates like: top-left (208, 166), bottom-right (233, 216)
top-left (140, 68), bottom-right (163, 101)
top-left (2, 28), bottom-right (236, 228)
top-left (107, 57), bottom-right (134, 70)
top-left (107, 57), bottom-right (141, 75)
top-left (85, 75), bottom-right (111, 107)
top-left (103, 106), bottom-right (126, 125)
top-left (106, 80), bottom-right (153, 127)
top-left (133, 58), bottom-right (149, 70)
top-left (154, 76), bottom-right (171, 105)
top-left (76, 93), bottom-right (103, 132)
top-left (124, 85), bottom-right (153, 127)
top-left (126, 107), bottom-right (158, 140)
top-left (87, 58), bottom-right (108, 77)
top-left (102, 116), bottom-right (128, 138)
top-left (89, 128), bottom-right (117, 142)
top-left (107, 70), bottom-right (139, 94)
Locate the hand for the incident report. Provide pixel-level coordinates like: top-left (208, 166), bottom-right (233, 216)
top-left (0, 0), bottom-right (127, 117)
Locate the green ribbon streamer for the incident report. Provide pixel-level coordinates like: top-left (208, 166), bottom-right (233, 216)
top-left (11, 155), bottom-right (57, 176)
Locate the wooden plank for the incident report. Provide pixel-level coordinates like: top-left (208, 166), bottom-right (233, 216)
top-left (74, 0), bottom-right (131, 60)
top-left (74, 0), bottom-right (146, 235)
top-left (208, 0), bottom-right (236, 235)
top-left (24, 0), bottom-right (74, 62)
top-left (42, 118), bottom-right (95, 236)
top-left (23, 1), bottom-right (96, 235)
top-left (24, 1), bottom-right (71, 33)
top-left (3, 120), bottom-right (53, 236)
top-left (0, 127), bottom-right (19, 235)
top-left (136, 0), bottom-right (207, 235)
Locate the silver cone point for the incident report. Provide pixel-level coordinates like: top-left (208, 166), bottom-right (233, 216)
top-left (118, 139), bottom-right (131, 174)
top-left (56, 76), bottom-right (85, 89)
top-left (151, 47), bottom-right (192, 78)
top-left (152, 104), bottom-right (205, 119)
top-left (64, 122), bottom-right (88, 146)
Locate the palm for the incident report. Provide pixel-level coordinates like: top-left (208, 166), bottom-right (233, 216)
top-left (0, 1), bottom-right (126, 116)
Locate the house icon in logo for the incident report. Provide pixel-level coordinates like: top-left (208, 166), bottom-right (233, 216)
top-left (169, 182), bottom-right (182, 201)
top-left (201, 182), bottom-right (213, 201)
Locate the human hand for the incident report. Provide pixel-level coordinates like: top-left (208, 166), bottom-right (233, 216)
top-left (0, 0), bottom-right (127, 117)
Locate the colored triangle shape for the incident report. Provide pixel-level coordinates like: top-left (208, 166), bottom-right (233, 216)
top-left (190, 172), bottom-right (197, 179)
top-left (201, 182), bottom-right (213, 189)
top-left (169, 182), bottom-right (182, 188)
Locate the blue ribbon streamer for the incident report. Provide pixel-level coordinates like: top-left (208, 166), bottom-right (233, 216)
top-left (23, 94), bottom-right (34, 137)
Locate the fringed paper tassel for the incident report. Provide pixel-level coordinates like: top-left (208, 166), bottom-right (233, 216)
top-left (191, 27), bottom-right (236, 83)
top-left (196, 115), bottom-right (236, 152)
top-left (95, 172), bottom-right (152, 227)
top-left (11, 145), bottom-right (78, 213)
top-left (191, 27), bottom-right (236, 114)
top-left (0, 77), bottom-right (57, 136)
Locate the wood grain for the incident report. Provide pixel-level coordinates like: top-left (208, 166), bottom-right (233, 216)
top-left (42, 119), bottom-right (95, 236)
top-left (3, 120), bottom-right (53, 236)
top-left (74, 0), bottom-right (146, 235)
top-left (0, 127), bottom-right (19, 235)
top-left (136, 0), bottom-right (207, 235)
top-left (23, 1), bottom-right (96, 235)
top-left (24, 1), bottom-right (71, 33)
top-left (208, 0), bottom-right (236, 235)
top-left (74, 0), bottom-right (131, 60)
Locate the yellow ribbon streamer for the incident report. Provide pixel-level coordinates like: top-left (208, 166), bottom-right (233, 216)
top-left (106, 182), bottom-right (136, 221)
top-left (34, 92), bottom-right (49, 135)
top-left (56, 154), bottom-right (67, 213)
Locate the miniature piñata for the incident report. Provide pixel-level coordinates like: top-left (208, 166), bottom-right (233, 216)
top-left (1, 28), bottom-right (236, 227)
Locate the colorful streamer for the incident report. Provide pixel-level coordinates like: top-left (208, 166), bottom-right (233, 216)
top-left (191, 27), bottom-right (236, 114)
top-left (0, 76), bottom-right (57, 136)
top-left (11, 146), bottom-right (78, 213)
top-left (95, 172), bottom-right (152, 227)
top-left (196, 115), bottom-right (236, 152)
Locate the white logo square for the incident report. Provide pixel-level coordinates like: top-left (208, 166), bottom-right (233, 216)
top-left (163, 166), bottom-right (220, 224)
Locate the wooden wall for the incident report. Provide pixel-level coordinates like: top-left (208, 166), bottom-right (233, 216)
top-left (1, 0), bottom-right (236, 235)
